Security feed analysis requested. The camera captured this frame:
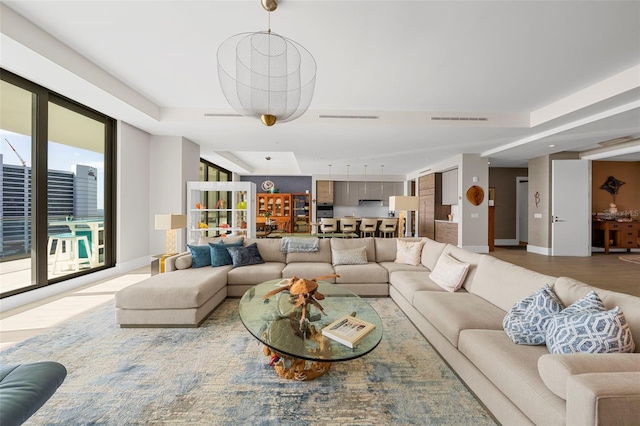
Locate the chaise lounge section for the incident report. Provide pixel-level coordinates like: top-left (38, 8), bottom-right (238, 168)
top-left (114, 236), bottom-right (640, 425)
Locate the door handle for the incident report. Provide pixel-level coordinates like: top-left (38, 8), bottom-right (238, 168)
top-left (553, 216), bottom-right (565, 223)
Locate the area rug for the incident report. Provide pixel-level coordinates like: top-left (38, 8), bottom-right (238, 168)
top-left (619, 255), bottom-right (640, 265)
top-left (1, 298), bottom-right (496, 425)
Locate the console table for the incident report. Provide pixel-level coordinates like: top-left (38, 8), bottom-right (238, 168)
top-left (592, 220), bottom-right (639, 254)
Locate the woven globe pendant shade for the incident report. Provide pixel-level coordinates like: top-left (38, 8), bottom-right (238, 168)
top-left (217, 31), bottom-right (316, 126)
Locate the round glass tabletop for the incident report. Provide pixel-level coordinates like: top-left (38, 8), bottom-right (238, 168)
top-left (239, 280), bottom-right (383, 362)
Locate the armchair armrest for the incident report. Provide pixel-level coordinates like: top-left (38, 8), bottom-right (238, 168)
top-left (566, 372), bottom-right (640, 426)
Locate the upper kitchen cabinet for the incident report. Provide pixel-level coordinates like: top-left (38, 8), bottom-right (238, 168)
top-left (334, 181), bottom-right (360, 206)
top-left (358, 180), bottom-right (383, 201)
top-left (442, 169), bottom-right (459, 205)
top-left (382, 182), bottom-right (403, 206)
top-left (316, 180), bottom-right (334, 205)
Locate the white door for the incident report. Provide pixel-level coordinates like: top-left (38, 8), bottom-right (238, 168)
top-left (551, 160), bottom-right (591, 256)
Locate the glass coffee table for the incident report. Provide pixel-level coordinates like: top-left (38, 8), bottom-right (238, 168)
top-left (239, 279), bottom-right (383, 381)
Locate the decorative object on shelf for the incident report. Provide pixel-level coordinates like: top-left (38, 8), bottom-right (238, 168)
top-left (389, 196), bottom-right (419, 237)
top-left (217, 0), bottom-right (316, 126)
top-left (214, 199), bottom-right (226, 209)
top-left (465, 185), bottom-right (485, 206)
top-left (600, 175), bottom-right (626, 203)
top-left (262, 274), bottom-right (338, 327)
top-left (155, 213), bottom-right (187, 255)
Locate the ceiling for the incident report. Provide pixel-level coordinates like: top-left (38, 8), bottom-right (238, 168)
top-left (1, 0), bottom-right (639, 177)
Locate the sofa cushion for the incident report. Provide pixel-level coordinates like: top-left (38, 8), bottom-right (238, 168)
top-left (115, 266), bottom-right (230, 309)
top-left (243, 238), bottom-right (286, 263)
top-left (332, 246), bottom-right (368, 266)
top-left (458, 329), bottom-right (566, 426)
top-left (429, 252), bottom-right (470, 292)
top-left (420, 238), bottom-right (447, 270)
top-left (503, 284), bottom-right (563, 345)
top-left (226, 262), bottom-right (286, 285)
top-left (389, 270), bottom-right (448, 304)
top-left (330, 237), bottom-right (376, 262)
top-left (553, 277), bottom-right (640, 353)
top-left (546, 306), bottom-right (635, 354)
top-left (413, 291), bottom-right (505, 347)
top-left (333, 263), bottom-right (388, 284)
top-left (378, 261), bottom-right (428, 275)
top-left (395, 239), bottom-right (424, 266)
top-left (282, 263), bottom-right (337, 282)
top-left (538, 353), bottom-right (640, 400)
top-left (226, 243), bottom-right (265, 268)
top-left (374, 237), bottom-right (398, 262)
top-left (465, 254), bottom-right (556, 311)
top-left (286, 238), bottom-right (332, 263)
top-left (209, 240), bottom-right (244, 267)
top-left (186, 244), bottom-right (211, 268)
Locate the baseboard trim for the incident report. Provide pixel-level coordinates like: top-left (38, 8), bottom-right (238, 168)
top-left (527, 245), bottom-right (551, 256)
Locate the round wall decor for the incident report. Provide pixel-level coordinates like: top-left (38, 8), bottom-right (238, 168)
top-left (466, 185), bottom-right (485, 206)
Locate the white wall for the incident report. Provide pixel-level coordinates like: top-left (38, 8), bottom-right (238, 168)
top-left (117, 121), bottom-right (151, 264)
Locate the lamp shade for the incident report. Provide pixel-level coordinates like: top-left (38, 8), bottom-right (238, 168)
top-left (389, 196), bottom-right (419, 212)
top-left (155, 214), bottom-right (187, 230)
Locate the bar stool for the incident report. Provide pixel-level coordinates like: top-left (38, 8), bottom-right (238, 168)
top-left (320, 218), bottom-right (338, 236)
top-left (47, 233), bottom-right (93, 274)
top-left (339, 217), bottom-right (358, 235)
top-left (359, 218), bottom-right (378, 238)
top-left (379, 218), bottom-right (398, 238)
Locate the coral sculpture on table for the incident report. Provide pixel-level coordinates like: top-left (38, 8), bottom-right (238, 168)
top-left (262, 274), bottom-right (339, 327)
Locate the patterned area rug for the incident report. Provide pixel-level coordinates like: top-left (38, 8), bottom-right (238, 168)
top-left (1, 299), bottom-right (496, 425)
top-left (619, 255), bottom-right (640, 265)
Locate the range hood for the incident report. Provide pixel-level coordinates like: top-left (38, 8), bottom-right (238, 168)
top-left (359, 199), bottom-right (383, 203)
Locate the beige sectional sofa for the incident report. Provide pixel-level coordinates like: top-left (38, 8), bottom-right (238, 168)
top-left (114, 236), bottom-right (640, 426)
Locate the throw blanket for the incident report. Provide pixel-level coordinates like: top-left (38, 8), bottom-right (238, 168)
top-left (280, 237), bottom-right (319, 253)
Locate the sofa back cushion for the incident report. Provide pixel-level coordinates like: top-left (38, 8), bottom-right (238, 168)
top-left (553, 277), bottom-right (640, 353)
top-left (466, 255), bottom-right (556, 311)
top-left (374, 238), bottom-right (398, 262)
top-left (330, 237), bottom-right (376, 262)
top-left (286, 238), bottom-right (332, 263)
top-left (242, 238), bottom-right (286, 263)
top-left (420, 238), bottom-right (447, 271)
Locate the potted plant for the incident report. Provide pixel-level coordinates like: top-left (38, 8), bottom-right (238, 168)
top-left (263, 211), bottom-right (272, 225)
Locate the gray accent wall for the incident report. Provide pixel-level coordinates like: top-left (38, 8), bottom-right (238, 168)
top-left (241, 175), bottom-right (312, 194)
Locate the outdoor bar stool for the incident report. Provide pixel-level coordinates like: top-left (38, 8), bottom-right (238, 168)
top-left (359, 218), bottom-right (378, 238)
top-left (379, 218), bottom-right (398, 238)
top-left (47, 233), bottom-right (94, 274)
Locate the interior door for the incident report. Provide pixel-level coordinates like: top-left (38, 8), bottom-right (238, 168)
top-left (551, 160), bottom-right (591, 256)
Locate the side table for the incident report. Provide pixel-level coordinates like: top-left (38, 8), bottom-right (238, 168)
top-left (151, 254), bottom-right (172, 275)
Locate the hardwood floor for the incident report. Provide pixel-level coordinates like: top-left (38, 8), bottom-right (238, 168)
top-left (490, 247), bottom-right (640, 297)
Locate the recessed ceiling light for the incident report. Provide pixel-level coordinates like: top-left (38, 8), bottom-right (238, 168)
top-left (549, 144), bottom-right (555, 147)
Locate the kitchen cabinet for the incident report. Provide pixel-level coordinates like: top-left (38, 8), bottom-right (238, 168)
top-left (186, 181), bottom-right (256, 244)
top-left (382, 182), bottom-right (403, 206)
top-left (442, 169), bottom-right (458, 205)
top-left (334, 181), bottom-right (359, 206)
top-left (358, 180), bottom-right (383, 201)
top-left (419, 174), bottom-right (436, 239)
top-left (316, 180), bottom-right (334, 205)
top-left (435, 220), bottom-right (458, 245)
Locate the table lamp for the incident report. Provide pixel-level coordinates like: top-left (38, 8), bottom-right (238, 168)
top-left (155, 214), bottom-right (187, 255)
top-left (389, 196), bottom-right (419, 237)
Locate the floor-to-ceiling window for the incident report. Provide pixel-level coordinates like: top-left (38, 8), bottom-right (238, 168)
top-left (0, 69), bottom-right (116, 298)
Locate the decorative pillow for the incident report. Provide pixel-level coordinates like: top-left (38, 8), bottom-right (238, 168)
top-left (546, 306), bottom-right (635, 354)
top-left (209, 240), bottom-right (243, 267)
top-left (331, 246), bottom-right (368, 266)
top-left (226, 243), bottom-right (265, 268)
top-left (187, 244), bottom-right (211, 268)
top-left (428, 252), bottom-right (470, 292)
top-left (394, 239), bottom-right (424, 266)
top-left (559, 290), bottom-right (605, 315)
top-left (198, 235), bottom-right (244, 246)
top-left (503, 285), bottom-right (564, 345)
top-left (174, 253), bottom-right (192, 270)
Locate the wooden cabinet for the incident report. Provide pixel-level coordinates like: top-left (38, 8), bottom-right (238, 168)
top-left (435, 221), bottom-right (458, 245)
top-left (187, 181), bottom-right (256, 244)
top-left (592, 221), bottom-right (639, 254)
top-left (316, 181), bottom-right (334, 205)
top-left (257, 193), bottom-right (292, 232)
top-left (292, 193), bottom-right (311, 233)
top-left (442, 169), bottom-right (458, 205)
top-left (419, 174), bottom-right (436, 239)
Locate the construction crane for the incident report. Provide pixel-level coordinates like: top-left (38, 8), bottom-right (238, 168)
top-left (4, 138), bottom-right (27, 167)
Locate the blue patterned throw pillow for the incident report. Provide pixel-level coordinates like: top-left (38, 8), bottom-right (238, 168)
top-left (187, 244), bottom-right (211, 268)
top-left (226, 243), bottom-right (265, 268)
top-left (503, 285), bottom-right (564, 345)
top-left (209, 240), bottom-right (243, 267)
top-left (546, 306), bottom-right (635, 354)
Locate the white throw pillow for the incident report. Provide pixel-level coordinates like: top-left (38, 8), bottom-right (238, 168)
top-left (332, 246), bottom-right (368, 266)
top-left (394, 239), bottom-right (424, 266)
top-left (429, 252), bottom-right (470, 292)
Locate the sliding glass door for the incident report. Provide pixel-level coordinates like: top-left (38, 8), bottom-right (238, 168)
top-left (0, 69), bottom-right (116, 297)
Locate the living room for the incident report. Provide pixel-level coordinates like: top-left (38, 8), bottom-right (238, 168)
top-left (1, 1), bottom-right (639, 425)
